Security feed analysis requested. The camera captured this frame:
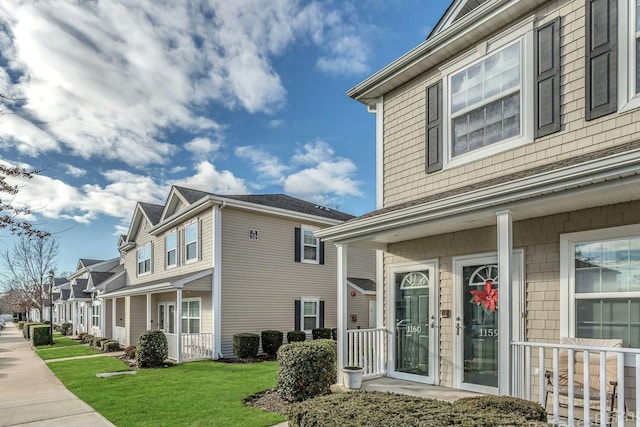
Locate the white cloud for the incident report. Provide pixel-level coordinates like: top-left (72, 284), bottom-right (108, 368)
top-left (283, 158), bottom-right (362, 203)
top-left (184, 137), bottom-right (223, 158)
top-left (0, 1), bottom-right (372, 166)
top-left (235, 145), bottom-right (288, 181)
top-left (172, 160), bottom-right (248, 195)
top-left (291, 140), bottom-right (334, 165)
top-left (63, 164), bottom-right (86, 177)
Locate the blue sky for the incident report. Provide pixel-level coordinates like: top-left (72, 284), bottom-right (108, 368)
top-left (0, 0), bottom-right (451, 274)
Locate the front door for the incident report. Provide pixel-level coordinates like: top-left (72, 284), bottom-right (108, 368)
top-left (389, 262), bottom-right (437, 383)
top-left (453, 251), bottom-right (523, 393)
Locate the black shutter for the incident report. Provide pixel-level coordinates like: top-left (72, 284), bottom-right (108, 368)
top-left (319, 241), bottom-right (325, 265)
top-left (535, 17), bottom-right (562, 137)
top-left (425, 81), bottom-right (443, 173)
top-left (294, 227), bottom-right (301, 262)
top-left (585, 0), bottom-right (617, 120)
top-left (294, 300), bottom-right (301, 330)
top-left (319, 301), bottom-right (325, 328)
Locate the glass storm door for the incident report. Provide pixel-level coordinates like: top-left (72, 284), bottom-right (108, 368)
top-left (167, 303), bottom-right (176, 334)
top-left (453, 252), bottom-right (523, 393)
top-left (390, 264), bottom-right (437, 383)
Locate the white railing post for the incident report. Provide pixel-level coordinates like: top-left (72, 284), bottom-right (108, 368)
top-left (583, 350), bottom-right (590, 425)
top-left (600, 352), bottom-right (607, 427)
top-left (617, 352), bottom-right (624, 427)
top-left (538, 346), bottom-right (545, 407)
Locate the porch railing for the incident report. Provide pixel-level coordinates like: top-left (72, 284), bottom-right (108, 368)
top-left (113, 326), bottom-right (125, 345)
top-left (512, 341), bottom-right (640, 427)
top-left (182, 333), bottom-right (213, 361)
top-left (346, 328), bottom-right (386, 378)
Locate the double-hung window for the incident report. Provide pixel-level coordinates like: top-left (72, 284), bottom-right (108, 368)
top-left (302, 226), bottom-right (320, 263)
top-left (92, 305), bottom-right (100, 327)
top-left (442, 18), bottom-right (533, 168)
top-left (137, 242), bottom-right (151, 275)
top-left (301, 298), bottom-right (320, 332)
top-left (185, 223), bottom-right (198, 262)
top-left (181, 299), bottom-right (200, 334)
top-left (561, 225), bottom-right (640, 355)
top-left (619, 0), bottom-right (640, 110)
top-left (166, 231), bottom-right (177, 268)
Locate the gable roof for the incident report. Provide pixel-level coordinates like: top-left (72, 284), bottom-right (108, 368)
top-left (77, 259), bottom-right (102, 270)
top-left (139, 202), bottom-right (164, 226)
top-left (429, 0), bottom-right (489, 37)
top-left (88, 271), bottom-right (115, 288)
top-left (55, 288), bottom-right (71, 303)
top-left (69, 281), bottom-right (91, 300)
top-left (219, 194), bottom-right (354, 222)
top-left (174, 186), bottom-right (210, 204)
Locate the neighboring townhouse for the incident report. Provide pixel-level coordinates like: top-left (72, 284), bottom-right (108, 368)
top-left (65, 258), bottom-right (121, 336)
top-left (100, 186), bottom-right (376, 363)
top-left (52, 281), bottom-right (72, 325)
top-left (317, 0), bottom-right (640, 421)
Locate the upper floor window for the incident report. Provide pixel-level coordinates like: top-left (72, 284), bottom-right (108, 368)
top-left (440, 18), bottom-right (533, 169)
top-left (561, 225), bottom-right (640, 362)
top-left (185, 222), bottom-right (198, 262)
top-left (302, 226), bottom-right (320, 263)
top-left (619, 0), bottom-right (640, 111)
top-left (137, 242), bottom-right (152, 276)
top-left (166, 231), bottom-right (177, 268)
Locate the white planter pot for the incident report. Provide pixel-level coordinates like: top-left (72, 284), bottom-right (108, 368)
top-left (342, 366), bottom-right (364, 389)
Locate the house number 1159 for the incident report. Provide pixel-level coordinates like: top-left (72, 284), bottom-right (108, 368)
top-left (478, 328), bottom-right (498, 337)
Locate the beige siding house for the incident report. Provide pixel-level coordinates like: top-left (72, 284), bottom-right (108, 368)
top-left (317, 0), bottom-right (640, 423)
top-left (100, 186), bottom-right (375, 362)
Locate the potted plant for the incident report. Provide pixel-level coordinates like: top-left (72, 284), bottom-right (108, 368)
top-left (342, 366), bottom-right (364, 389)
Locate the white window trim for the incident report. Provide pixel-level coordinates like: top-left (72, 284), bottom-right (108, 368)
top-left (301, 225), bottom-right (320, 264)
top-left (137, 242), bottom-right (152, 277)
top-left (184, 221), bottom-right (198, 264)
top-left (301, 297), bottom-right (320, 333)
top-left (91, 304), bottom-right (100, 327)
top-left (618, 0), bottom-right (640, 112)
top-left (165, 231), bottom-right (178, 269)
top-left (560, 224), bottom-right (640, 365)
top-left (441, 16), bottom-right (534, 170)
top-left (181, 297), bottom-right (201, 334)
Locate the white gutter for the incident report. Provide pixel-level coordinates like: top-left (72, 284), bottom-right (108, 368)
top-left (100, 269), bottom-right (213, 298)
top-left (316, 148), bottom-right (640, 242)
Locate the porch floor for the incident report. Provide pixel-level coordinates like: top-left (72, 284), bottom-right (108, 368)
top-left (347, 376), bottom-right (483, 402)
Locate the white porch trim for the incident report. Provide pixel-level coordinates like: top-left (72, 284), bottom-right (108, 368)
top-left (336, 244), bottom-right (348, 385)
top-left (496, 209), bottom-right (513, 395)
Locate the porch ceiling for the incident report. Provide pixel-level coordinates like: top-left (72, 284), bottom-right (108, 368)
top-left (317, 149), bottom-right (640, 250)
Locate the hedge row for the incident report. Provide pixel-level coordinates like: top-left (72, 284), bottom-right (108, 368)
top-left (287, 392), bottom-right (549, 426)
top-left (232, 328), bottom-right (337, 359)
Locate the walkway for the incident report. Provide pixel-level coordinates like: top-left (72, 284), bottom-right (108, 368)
top-left (0, 323), bottom-right (116, 427)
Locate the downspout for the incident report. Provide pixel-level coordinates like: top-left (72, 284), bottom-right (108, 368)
top-left (212, 201), bottom-right (225, 359)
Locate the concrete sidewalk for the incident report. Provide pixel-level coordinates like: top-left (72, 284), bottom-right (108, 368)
top-left (0, 322), bottom-right (116, 427)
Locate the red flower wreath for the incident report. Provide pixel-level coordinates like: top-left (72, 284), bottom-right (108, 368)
top-left (469, 279), bottom-right (498, 313)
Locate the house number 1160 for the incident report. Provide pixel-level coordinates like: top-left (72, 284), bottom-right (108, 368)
top-left (407, 325), bottom-right (422, 333)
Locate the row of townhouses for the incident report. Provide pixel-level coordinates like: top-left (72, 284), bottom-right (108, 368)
top-left (45, 0), bottom-right (640, 423)
top-left (51, 186), bottom-right (376, 362)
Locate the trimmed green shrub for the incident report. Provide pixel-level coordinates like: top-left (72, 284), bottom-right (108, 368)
top-left (136, 330), bottom-right (168, 368)
top-left (78, 332), bottom-right (87, 341)
top-left (17, 321), bottom-right (24, 330)
top-left (277, 339), bottom-right (337, 402)
top-left (261, 330), bottom-right (283, 356)
top-left (23, 322), bottom-right (37, 339)
top-left (82, 334), bottom-right (94, 344)
top-left (92, 336), bottom-right (108, 348)
top-left (454, 395), bottom-right (547, 422)
top-left (31, 325), bottom-right (52, 346)
top-left (331, 328), bottom-right (337, 340)
top-left (311, 328), bottom-right (332, 340)
top-left (233, 333), bottom-right (260, 358)
top-left (58, 323), bottom-right (72, 335)
top-left (287, 331), bottom-right (306, 343)
top-left (287, 391), bottom-right (549, 427)
top-left (102, 340), bottom-right (121, 352)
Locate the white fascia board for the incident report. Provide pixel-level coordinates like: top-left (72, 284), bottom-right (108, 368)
top-left (347, 0), bottom-right (546, 106)
top-left (347, 281), bottom-right (376, 295)
top-left (151, 195), bottom-right (345, 235)
top-left (316, 149), bottom-right (640, 242)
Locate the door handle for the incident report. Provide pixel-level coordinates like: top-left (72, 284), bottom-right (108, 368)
top-left (430, 314), bottom-right (438, 329)
top-left (456, 316), bottom-right (463, 336)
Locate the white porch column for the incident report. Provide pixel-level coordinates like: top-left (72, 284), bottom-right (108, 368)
top-left (176, 289), bottom-right (183, 363)
top-left (496, 209), bottom-right (513, 396)
top-left (112, 298), bottom-right (116, 339)
top-left (212, 205), bottom-right (223, 359)
top-left (336, 243), bottom-right (348, 385)
top-left (146, 293), bottom-right (152, 330)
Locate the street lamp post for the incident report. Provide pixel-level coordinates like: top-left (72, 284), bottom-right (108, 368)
top-left (49, 270), bottom-right (54, 345)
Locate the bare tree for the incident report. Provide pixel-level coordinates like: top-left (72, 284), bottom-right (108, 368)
top-left (1, 236), bottom-right (58, 320)
top-left (0, 93), bottom-right (49, 239)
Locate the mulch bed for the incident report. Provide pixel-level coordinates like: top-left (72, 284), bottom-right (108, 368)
top-left (218, 354), bottom-right (277, 363)
top-left (245, 389), bottom-right (290, 415)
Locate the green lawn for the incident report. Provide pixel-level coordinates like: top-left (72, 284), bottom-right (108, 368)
top-left (36, 334), bottom-right (83, 349)
top-left (37, 345), bottom-right (101, 360)
top-left (47, 358), bottom-right (285, 427)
